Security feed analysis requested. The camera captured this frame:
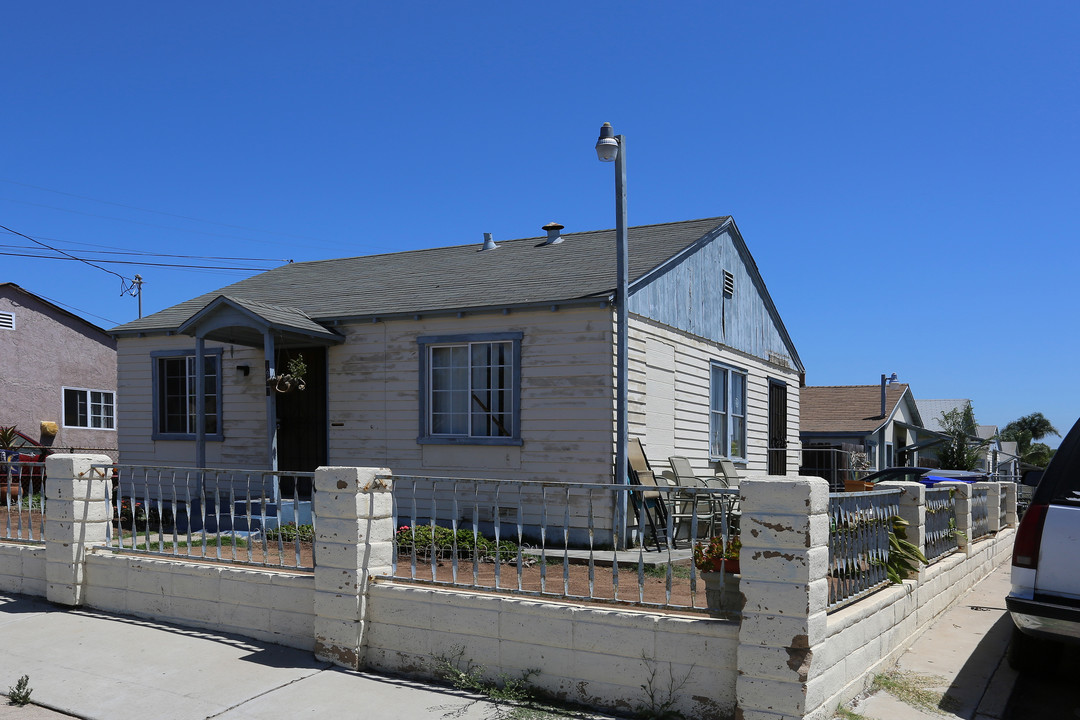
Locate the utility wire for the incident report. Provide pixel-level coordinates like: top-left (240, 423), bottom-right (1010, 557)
top-left (0, 250), bottom-right (276, 271)
top-left (1, 196), bottom-right (294, 244)
top-left (0, 241), bottom-right (289, 263)
top-left (27, 289), bottom-right (121, 327)
top-left (0, 178), bottom-right (324, 242)
top-left (0, 223), bottom-right (138, 296)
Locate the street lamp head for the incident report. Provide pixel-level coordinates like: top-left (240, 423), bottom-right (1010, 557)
top-left (595, 122), bottom-right (619, 162)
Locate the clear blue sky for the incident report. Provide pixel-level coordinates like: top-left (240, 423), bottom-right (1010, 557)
top-left (3, 2), bottom-right (1077, 445)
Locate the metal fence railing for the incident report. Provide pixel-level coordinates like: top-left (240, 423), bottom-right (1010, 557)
top-left (827, 489), bottom-right (899, 610)
top-left (100, 465), bottom-right (315, 570)
top-left (0, 461), bottom-right (46, 544)
top-left (971, 486), bottom-right (990, 540)
top-left (391, 475), bottom-right (740, 615)
top-left (924, 486), bottom-right (958, 562)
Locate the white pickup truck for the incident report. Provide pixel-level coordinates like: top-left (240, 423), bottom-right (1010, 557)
top-left (1006, 418), bottom-right (1080, 670)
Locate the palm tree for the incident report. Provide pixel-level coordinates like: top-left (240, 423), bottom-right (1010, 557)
top-left (1001, 412), bottom-right (1060, 467)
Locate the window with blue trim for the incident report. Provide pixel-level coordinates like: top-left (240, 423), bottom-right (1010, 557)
top-left (152, 350), bottom-right (222, 438)
top-left (710, 362), bottom-right (747, 460)
top-left (418, 333), bottom-right (522, 444)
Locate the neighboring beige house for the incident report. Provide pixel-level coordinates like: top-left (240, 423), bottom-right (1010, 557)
top-left (0, 283), bottom-right (118, 456)
top-left (799, 380), bottom-right (945, 489)
top-left (110, 217), bottom-right (803, 535)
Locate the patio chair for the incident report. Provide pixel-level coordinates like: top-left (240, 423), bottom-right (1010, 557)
top-left (627, 438), bottom-right (669, 551)
top-left (667, 456), bottom-right (725, 541)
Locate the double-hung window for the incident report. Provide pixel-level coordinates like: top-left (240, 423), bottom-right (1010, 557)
top-left (710, 362), bottom-right (747, 460)
top-left (418, 333), bottom-right (522, 445)
top-left (152, 350), bottom-right (223, 439)
top-left (62, 388), bottom-right (115, 429)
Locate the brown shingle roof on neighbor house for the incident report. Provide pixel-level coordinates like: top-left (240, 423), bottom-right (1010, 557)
top-left (801, 384), bottom-right (910, 434)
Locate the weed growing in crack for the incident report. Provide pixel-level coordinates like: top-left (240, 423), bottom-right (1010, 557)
top-left (433, 646), bottom-right (551, 719)
top-left (634, 654), bottom-right (691, 720)
top-left (872, 671), bottom-right (961, 715)
top-left (7, 675), bottom-right (31, 706)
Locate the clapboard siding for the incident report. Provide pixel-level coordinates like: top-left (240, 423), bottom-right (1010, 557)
top-left (117, 335), bottom-right (267, 468)
top-left (324, 306), bottom-right (614, 484)
top-left (628, 316), bottom-right (800, 476)
top-left (628, 225), bottom-right (798, 372)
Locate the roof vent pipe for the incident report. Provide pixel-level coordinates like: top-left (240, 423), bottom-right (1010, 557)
top-left (480, 232), bottom-right (497, 251)
top-left (542, 222), bottom-right (564, 245)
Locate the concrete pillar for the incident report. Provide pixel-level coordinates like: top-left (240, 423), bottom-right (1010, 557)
top-left (876, 480), bottom-right (926, 581)
top-left (312, 466), bottom-right (392, 670)
top-left (44, 454), bottom-right (111, 606)
top-left (937, 482), bottom-right (972, 554)
top-left (983, 482), bottom-right (1002, 533)
top-left (736, 474), bottom-right (830, 720)
top-left (1002, 482), bottom-right (1018, 527)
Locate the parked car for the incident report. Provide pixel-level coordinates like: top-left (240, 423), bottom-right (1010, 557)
top-left (844, 467), bottom-right (988, 492)
top-left (1006, 417), bottom-right (1080, 671)
top-left (0, 429), bottom-right (48, 492)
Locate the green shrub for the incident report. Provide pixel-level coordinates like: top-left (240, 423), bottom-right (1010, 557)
top-left (265, 523), bottom-right (314, 542)
top-left (396, 524), bottom-right (520, 559)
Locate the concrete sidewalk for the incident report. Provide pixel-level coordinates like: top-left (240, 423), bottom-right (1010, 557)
top-left (842, 563), bottom-right (1017, 720)
top-left (0, 593), bottom-right (606, 720)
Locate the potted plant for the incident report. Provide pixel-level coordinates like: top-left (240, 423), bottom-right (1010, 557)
top-left (268, 354), bottom-right (308, 394)
top-left (693, 534), bottom-right (743, 615)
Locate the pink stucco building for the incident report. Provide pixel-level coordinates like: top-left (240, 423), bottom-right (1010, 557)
top-left (0, 283), bottom-right (117, 456)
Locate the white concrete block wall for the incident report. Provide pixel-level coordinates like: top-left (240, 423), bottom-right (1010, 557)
top-left (82, 554), bottom-right (315, 650)
top-left (363, 583), bottom-right (740, 720)
top-left (0, 544), bottom-right (46, 596)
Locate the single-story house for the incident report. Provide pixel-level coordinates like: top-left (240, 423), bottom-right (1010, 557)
top-left (0, 282), bottom-right (118, 458)
top-left (799, 379), bottom-right (945, 489)
top-left (110, 217), bottom-right (803, 535)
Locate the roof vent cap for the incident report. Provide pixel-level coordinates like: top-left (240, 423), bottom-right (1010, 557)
top-left (480, 232), bottom-right (498, 251)
top-left (542, 222), bottom-right (564, 245)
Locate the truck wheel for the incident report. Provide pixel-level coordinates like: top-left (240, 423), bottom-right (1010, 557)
top-left (1008, 625), bottom-right (1059, 672)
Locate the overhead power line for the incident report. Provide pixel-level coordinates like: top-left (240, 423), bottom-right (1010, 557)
top-left (0, 241), bottom-right (288, 263)
top-left (0, 250), bottom-right (275, 271)
top-left (0, 178), bottom-right (324, 242)
top-left (0, 223), bottom-right (138, 296)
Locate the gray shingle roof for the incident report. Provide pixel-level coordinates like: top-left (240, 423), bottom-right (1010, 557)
top-left (112, 217), bottom-right (730, 334)
top-left (916, 399), bottom-right (971, 433)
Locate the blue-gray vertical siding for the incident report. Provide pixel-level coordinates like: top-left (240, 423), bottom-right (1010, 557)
top-left (627, 228), bottom-right (796, 368)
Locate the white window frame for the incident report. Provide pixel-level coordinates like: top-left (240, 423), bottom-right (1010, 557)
top-left (709, 361), bottom-right (748, 461)
top-left (62, 387), bottom-right (116, 430)
top-left (417, 332), bottom-right (522, 445)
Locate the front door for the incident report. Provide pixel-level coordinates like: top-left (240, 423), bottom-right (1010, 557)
top-left (768, 381), bottom-right (788, 475)
top-left (275, 346), bottom-right (327, 499)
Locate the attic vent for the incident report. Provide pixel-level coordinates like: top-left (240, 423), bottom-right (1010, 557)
top-left (480, 233), bottom-right (498, 251)
top-left (0, 311), bottom-right (13, 330)
top-left (722, 270), bottom-right (735, 298)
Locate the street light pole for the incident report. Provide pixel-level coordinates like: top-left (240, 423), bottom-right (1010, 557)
top-left (596, 122), bottom-right (630, 549)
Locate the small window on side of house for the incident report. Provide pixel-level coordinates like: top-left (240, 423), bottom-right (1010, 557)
top-left (63, 387), bottom-right (116, 430)
top-left (0, 311), bottom-right (13, 330)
